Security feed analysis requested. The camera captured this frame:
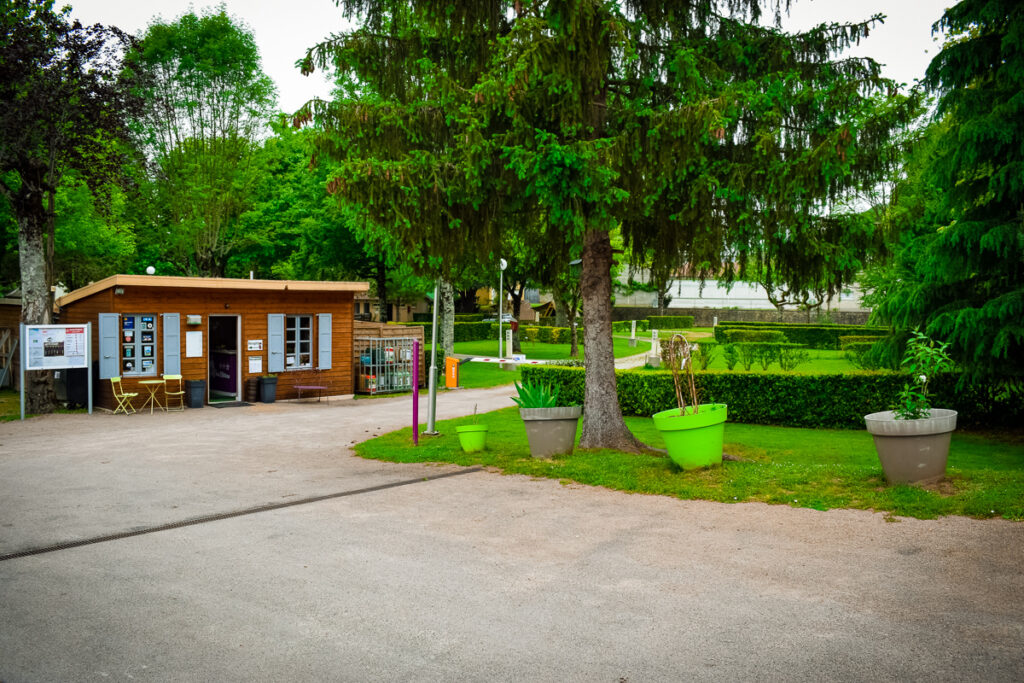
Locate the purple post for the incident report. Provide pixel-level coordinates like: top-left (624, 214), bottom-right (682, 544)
top-left (412, 339), bottom-right (420, 445)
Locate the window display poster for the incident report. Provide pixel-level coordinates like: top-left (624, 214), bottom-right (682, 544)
top-left (25, 325), bottom-right (88, 370)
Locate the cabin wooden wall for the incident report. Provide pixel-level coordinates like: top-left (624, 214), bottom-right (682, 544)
top-left (61, 287), bottom-right (355, 411)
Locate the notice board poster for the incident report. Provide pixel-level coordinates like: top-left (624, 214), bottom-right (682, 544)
top-left (25, 325), bottom-right (88, 370)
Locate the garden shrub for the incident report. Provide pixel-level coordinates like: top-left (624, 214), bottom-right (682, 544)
top-left (455, 314), bottom-right (484, 322)
top-left (718, 329), bottom-right (788, 344)
top-left (648, 315), bottom-right (695, 330)
top-left (714, 321), bottom-right (889, 349)
top-left (722, 344), bottom-right (739, 370)
top-left (519, 365), bottom-right (1022, 429)
top-left (612, 319), bottom-right (650, 334)
top-left (777, 344), bottom-right (811, 371)
top-left (844, 342), bottom-right (885, 370)
top-left (412, 313), bottom-right (432, 322)
top-left (839, 335), bottom-right (886, 349)
top-left (694, 340), bottom-right (717, 370)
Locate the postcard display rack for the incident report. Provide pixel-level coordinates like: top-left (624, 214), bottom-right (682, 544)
top-left (122, 315), bottom-right (157, 375)
top-left (356, 337), bottom-right (417, 394)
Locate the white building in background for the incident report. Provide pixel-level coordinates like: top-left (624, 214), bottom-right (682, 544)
top-left (614, 274), bottom-right (869, 312)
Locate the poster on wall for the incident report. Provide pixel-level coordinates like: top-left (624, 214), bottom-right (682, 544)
top-left (186, 330), bottom-right (203, 357)
top-left (25, 325), bottom-right (88, 370)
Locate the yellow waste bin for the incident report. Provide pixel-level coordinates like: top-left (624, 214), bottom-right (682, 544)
top-left (445, 357), bottom-right (459, 388)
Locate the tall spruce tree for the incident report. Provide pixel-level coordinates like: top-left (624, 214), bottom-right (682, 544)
top-left (872, 0), bottom-right (1024, 378)
top-left (303, 1), bottom-right (917, 451)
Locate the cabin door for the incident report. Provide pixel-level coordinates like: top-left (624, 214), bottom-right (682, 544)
top-left (208, 315), bottom-right (240, 402)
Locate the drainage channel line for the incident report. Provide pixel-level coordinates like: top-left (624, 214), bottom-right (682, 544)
top-left (0, 467), bottom-right (482, 563)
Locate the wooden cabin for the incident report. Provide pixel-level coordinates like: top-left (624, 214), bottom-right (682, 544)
top-left (57, 275), bottom-right (368, 410)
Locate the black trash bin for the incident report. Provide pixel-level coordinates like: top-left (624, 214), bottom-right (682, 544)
top-left (258, 375), bottom-right (277, 403)
top-left (184, 379), bottom-right (206, 408)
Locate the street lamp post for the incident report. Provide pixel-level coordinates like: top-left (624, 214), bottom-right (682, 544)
top-left (498, 258), bottom-right (507, 359)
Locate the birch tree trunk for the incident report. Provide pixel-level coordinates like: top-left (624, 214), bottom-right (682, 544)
top-left (439, 278), bottom-right (455, 358)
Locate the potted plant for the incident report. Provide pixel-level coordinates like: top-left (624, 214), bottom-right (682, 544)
top-left (652, 334), bottom-right (728, 470)
top-left (258, 374), bottom-right (278, 403)
top-left (864, 330), bottom-right (956, 484)
top-left (512, 380), bottom-right (582, 459)
top-left (455, 404), bottom-right (488, 453)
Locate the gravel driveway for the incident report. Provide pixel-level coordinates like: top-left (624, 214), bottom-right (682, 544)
top-left (1, 388), bottom-right (1021, 681)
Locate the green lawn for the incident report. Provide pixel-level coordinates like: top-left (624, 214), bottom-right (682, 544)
top-left (355, 407), bottom-right (1024, 520)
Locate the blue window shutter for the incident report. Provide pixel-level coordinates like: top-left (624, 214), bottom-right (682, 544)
top-left (268, 314), bottom-right (285, 373)
top-left (162, 313), bottom-right (181, 375)
top-left (318, 313), bottom-right (332, 369)
top-left (98, 313), bottom-right (119, 379)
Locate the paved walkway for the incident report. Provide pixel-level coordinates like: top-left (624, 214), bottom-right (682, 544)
top-left (1, 387), bottom-right (1022, 681)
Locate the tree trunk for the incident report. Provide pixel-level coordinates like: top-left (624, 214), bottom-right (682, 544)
top-left (439, 278), bottom-right (455, 358)
top-left (15, 182), bottom-right (55, 414)
top-left (579, 228), bottom-right (646, 452)
top-left (553, 286), bottom-right (568, 328)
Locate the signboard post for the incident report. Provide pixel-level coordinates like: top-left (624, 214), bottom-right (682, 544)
top-left (20, 323), bottom-right (92, 420)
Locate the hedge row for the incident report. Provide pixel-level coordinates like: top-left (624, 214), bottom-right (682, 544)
top-left (713, 322), bottom-right (889, 349)
top-left (612, 319), bottom-right (651, 334)
top-left (648, 315), bottom-right (695, 330)
top-left (717, 329), bottom-right (788, 344)
top-left (519, 365), bottom-right (1021, 429)
top-left (455, 314), bottom-right (484, 322)
top-left (839, 335), bottom-right (885, 349)
top-left (396, 322), bottom-right (582, 344)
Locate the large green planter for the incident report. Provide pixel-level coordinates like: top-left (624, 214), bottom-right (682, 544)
top-left (653, 404), bottom-right (728, 470)
top-left (455, 424), bottom-right (488, 453)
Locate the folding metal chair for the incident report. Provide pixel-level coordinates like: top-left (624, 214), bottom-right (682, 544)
top-left (163, 374), bottom-right (185, 411)
top-left (110, 376), bottom-right (138, 415)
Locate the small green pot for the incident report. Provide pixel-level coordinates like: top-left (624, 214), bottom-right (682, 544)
top-left (652, 404), bottom-right (728, 470)
top-left (455, 424), bottom-right (488, 453)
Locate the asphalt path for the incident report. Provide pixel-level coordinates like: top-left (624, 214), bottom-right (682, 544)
top-left (1, 386), bottom-right (1022, 681)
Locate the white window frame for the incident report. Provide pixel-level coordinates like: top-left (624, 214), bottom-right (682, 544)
top-left (285, 314), bottom-right (313, 369)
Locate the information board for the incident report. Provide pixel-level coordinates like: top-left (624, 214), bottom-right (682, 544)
top-left (25, 325), bottom-right (88, 370)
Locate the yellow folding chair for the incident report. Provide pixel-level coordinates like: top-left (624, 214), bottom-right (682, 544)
top-left (110, 376), bottom-right (138, 415)
top-left (163, 374), bottom-right (185, 411)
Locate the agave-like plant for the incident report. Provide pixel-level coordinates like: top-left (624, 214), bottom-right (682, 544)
top-left (511, 380), bottom-right (560, 409)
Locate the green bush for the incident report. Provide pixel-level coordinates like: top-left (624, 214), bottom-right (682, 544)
top-left (777, 344), bottom-right (811, 371)
top-left (648, 315), bottom-right (695, 330)
top-left (612, 319), bottom-right (651, 334)
top-left (718, 329), bottom-right (788, 344)
top-left (519, 365), bottom-right (1022, 429)
top-left (722, 344), bottom-right (739, 370)
top-left (412, 313), bottom-right (432, 322)
top-left (455, 314), bottom-right (484, 322)
top-left (845, 342), bottom-right (885, 370)
top-left (714, 322), bottom-right (889, 349)
top-left (839, 335), bottom-right (886, 349)
top-left (694, 340), bottom-right (718, 370)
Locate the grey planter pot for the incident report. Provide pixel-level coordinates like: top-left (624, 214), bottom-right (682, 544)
top-left (864, 409), bottom-right (957, 484)
top-left (519, 406), bottom-right (583, 459)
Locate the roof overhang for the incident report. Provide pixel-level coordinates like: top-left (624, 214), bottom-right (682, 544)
top-left (57, 274), bottom-right (369, 308)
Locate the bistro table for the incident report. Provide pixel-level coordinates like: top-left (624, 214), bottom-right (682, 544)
top-left (139, 379), bottom-right (166, 414)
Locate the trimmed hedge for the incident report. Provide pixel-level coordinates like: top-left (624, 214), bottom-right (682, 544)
top-left (519, 365), bottom-right (1021, 429)
top-left (718, 329), bottom-right (788, 344)
top-left (648, 315), bottom-right (695, 330)
top-left (612, 319), bottom-right (651, 334)
top-left (398, 322), bottom-right (583, 344)
top-left (839, 335), bottom-right (886, 349)
top-left (455, 314), bottom-right (484, 322)
top-left (519, 325), bottom-right (582, 344)
top-left (714, 322), bottom-right (889, 349)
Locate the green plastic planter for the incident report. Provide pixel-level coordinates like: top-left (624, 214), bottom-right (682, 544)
top-left (455, 424), bottom-right (488, 453)
top-left (652, 404), bottom-right (728, 470)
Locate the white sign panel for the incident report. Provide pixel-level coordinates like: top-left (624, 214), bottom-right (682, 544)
top-left (25, 325), bottom-right (88, 370)
top-left (247, 339), bottom-right (263, 351)
top-left (248, 356), bottom-right (263, 374)
top-left (186, 330), bottom-right (203, 357)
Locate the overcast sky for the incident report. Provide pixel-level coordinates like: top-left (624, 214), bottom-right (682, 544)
top-left (68, 0), bottom-right (953, 115)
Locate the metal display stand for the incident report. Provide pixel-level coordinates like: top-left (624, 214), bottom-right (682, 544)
top-left (356, 337), bottom-right (417, 395)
